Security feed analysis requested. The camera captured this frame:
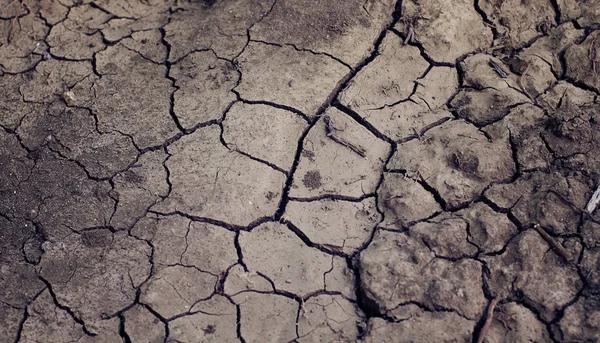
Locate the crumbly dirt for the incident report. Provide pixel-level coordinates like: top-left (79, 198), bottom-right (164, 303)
top-left (2, 0), bottom-right (600, 342)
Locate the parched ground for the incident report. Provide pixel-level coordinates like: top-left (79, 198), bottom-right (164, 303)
top-left (1, 0), bottom-right (600, 342)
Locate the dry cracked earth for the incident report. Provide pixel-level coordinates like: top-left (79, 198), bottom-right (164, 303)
top-left (3, 0), bottom-right (600, 342)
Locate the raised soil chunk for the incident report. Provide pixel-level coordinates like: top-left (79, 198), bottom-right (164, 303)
top-left (388, 120), bottom-right (515, 209)
top-left (395, 0), bottom-right (493, 63)
top-left (482, 230), bottom-right (583, 322)
top-left (377, 172), bottom-right (442, 229)
top-left (557, 0), bottom-right (600, 28)
top-left (479, 0), bottom-right (556, 50)
top-left (565, 31), bottom-right (600, 92)
top-left (485, 171), bottom-right (590, 235)
top-left (359, 229), bottom-right (487, 319)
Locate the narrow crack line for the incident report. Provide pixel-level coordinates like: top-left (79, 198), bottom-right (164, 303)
top-left (287, 193), bottom-right (375, 203)
top-left (118, 314), bottom-right (133, 343)
top-left (332, 102), bottom-right (394, 144)
top-left (249, 38), bottom-right (353, 70)
top-left (389, 27), bottom-right (455, 67)
top-left (11, 312), bottom-right (26, 343)
top-left (159, 27), bottom-right (186, 133)
top-left (232, 90), bottom-right (310, 122)
top-left (234, 231), bottom-right (248, 272)
top-left (232, 149), bottom-right (288, 176)
top-left (147, 209), bottom-right (275, 232)
top-left (37, 276), bottom-right (97, 336)
top-left (284, 220), bottom-right (347, 257)
top-left (472, 0), bottom-right (500, 44)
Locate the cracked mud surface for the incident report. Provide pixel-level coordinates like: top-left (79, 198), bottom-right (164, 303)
top-left (2, 0), bottom-right (600, 342)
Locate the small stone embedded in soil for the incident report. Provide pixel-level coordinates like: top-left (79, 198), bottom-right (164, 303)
top-left (396, 0), bottom-right (493, 62)
top-left (485, 171), bottom-right (589, 235)
top-left (482, 230), bottom-right (583, 321)
top-left (141, 265), bottom-right (218, 319)
top-left (339, 33), bottom-right (429, 110)
top-left (37, 231), bottom-right (152, 334)
top-left (388, 120), bottom-right (515, 209)
top-left (152, 125), bottom-right (286, 226)
top-left (171, 50), bottom-right (238, 129)
top-left (377, 172), bottom-right (441, 229)
top-left (235, 42), bottom-right (349, 117)
top-left (362, 306), bottom-right (475, 342)
top-left (123, 305), bottom-right (166, 343)
top-left (283, 197), bottom-right (381, 255)
top-left (290, 107), bottom-right (390, 198)
top-left (359, 230), bottom-right (487, 319)
top-left (486, 302), bottom-right (552, 342)
top-left (222, 102), bottom-right (307, 172)
top-left (479, 0), bottom-right (556, 50)
top-left (234, 292), bottom-right (298, 343)
top-left (297, 294), bottom-right (365, 342)
top-left (168, 295), bottom-right (238, 343)
top-left (250, 0), bottom-right (396, 67)
top-left (239, 222), bottom-right (353, 297)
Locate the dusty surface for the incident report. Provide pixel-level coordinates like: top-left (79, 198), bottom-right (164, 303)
top-left (1, 0), bottom-right (600, 342)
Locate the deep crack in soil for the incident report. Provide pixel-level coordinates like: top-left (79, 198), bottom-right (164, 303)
top-left (2, 0), bottom-right (600, 342)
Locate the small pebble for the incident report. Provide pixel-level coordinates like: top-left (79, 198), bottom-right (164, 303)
top-left (43, 53), bottom-right (52, 61)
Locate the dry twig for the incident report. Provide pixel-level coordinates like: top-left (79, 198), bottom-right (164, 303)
top-left (533, 224), bottom-right (571, 262)
top-left (476, 298), bottom-right (499, 343)
top-left (488, 59), bottom-right (508, 78)
top-left (323, 115), bottom-right (367, 158)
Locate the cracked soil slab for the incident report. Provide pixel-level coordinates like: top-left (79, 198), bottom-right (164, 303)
top-left (2, 0), bottom-right (600, 341)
